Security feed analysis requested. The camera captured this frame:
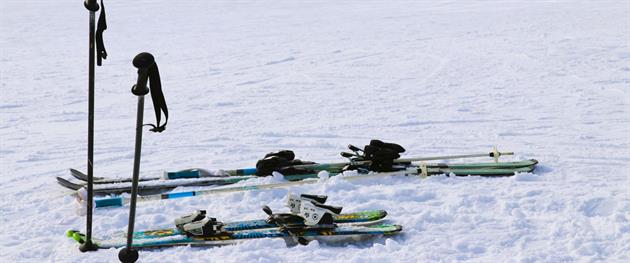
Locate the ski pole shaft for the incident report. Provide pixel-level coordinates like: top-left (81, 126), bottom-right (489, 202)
top-left (125, 95), bottom-right (145, 249)
top-left (119, 53), bottom-right (154, 263)
top-left (81, 0), bottom-right (99, 253)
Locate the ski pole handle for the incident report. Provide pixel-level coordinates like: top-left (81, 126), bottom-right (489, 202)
top-left (84, 0), bottom-right (99, 11)
top-left (131, 53), bottom-right (154, 96)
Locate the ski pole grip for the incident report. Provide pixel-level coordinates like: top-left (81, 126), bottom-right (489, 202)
top-left (131, 52), bottom-right (154, 96)
top-left (84, 0), bottom-right (99, 12)
top-left (489, 151), bottom-right (514, 157)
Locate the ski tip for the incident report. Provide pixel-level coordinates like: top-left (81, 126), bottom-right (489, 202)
top-left (56, 177), bottom-right (84, 191)
top-left (66, 230), bottom-right (76, 238)
top-left (69, 168), bottom-right (105, 181)
top-left (69, 168), bottom-right (87, 180)
top-left (65, 230), bottom-right (86, 243)
top-left (72, 232), bottom-right (85, 243)
top-left (378, 210), bottom-right (388, 219)
top-left (378, 224), bottom-right (403, 234)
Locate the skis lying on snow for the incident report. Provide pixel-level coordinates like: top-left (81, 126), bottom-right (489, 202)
top-left (63, 147), bottom-right (514, 185)
top-left (86, 159), bottom-right (537, 209)
top-left (68, 193), bottom-right (401, 249)
top-left (62, 159), bottom-right (538, 195)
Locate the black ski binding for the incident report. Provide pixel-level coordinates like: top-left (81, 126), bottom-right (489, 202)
top-left (341, 139), bottom-right (407, 172)
top-left (255, 150), bottom-right (317, 176)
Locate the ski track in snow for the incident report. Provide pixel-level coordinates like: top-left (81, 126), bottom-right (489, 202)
top-left (1, 0), bottom-right (629, 262)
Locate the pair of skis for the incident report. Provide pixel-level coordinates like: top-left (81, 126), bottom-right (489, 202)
top-left (61, 148), bottom-right (514, 185)
top-left (67, 194), bottom-right (401, 249)
top-left (57, 153), bottom-right (536, 195)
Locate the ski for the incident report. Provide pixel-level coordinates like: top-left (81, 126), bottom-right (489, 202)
top-left (87, 160), bottom-right (537, 209)
top-left (57, 172), bottom-right (328, 194)
top-left (67, 224), bottom-right (402, 249)
top-left (118, 209), bottom-right (387, 240)
top-left (68, 193), bottom-right (400, 249)
top-left (68, 167), bottom-right (258, 184)
top-left (60, 159), bottom-right (538, 194)
top-left (67, 148), bottom-right (515, 184)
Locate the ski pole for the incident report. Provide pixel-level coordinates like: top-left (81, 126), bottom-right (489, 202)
top-left (118, 53), bottom-right (168, 263)
top-left (118, 54), bottom-right (149, 263)
top-left (80, 0), bottom-right (107, 253)
top-left (90, 160), bottom-right (536, 208)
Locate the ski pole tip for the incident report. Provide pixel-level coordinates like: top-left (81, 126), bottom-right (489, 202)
top-left (118, 247), bottom-right (139, 263)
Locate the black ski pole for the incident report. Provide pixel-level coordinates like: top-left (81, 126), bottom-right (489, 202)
top-left (119, 53), bottom-right (168, 263)
top-left (80, 0), bottom-right (107, 252)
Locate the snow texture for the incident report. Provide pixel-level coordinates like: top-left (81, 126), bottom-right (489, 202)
top-left (1, 0), bottom-right (629, 262)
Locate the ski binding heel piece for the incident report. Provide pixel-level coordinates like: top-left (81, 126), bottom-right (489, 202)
top-left (287, 193), bottom-right (328, 214)
top-left (300, 201), bottom-right (342, 225)
top-left (182, 217), bottom-right (225, 237)
top-left (175, 210), bottom-right (206, 232)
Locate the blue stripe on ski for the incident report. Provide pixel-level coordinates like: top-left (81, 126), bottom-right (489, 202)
top-left (95, 197), bottom-right (123, 207)
top-left (164, 170), bottom-right (200, 179)
top-left (237, 168), bottom-right (257, 175)
top-left (163, 191), bottom-right (195, 199)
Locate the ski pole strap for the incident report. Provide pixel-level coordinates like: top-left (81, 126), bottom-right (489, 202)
top-left (132, 52), bottom-right (168, 133)
top-left (146, 62), bottom-right (168, 132)
top-left (95, 0), bottom-right (107, 66)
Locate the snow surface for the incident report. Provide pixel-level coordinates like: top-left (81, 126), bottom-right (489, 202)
top-left (1, 0), bottom-right (629, 262)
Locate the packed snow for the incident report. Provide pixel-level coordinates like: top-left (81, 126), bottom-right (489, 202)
top-left (1, 0), bottom-right (629, 262)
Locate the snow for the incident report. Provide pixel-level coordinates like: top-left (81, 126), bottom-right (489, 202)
top-left (1, 0), bottom-right (629, 262)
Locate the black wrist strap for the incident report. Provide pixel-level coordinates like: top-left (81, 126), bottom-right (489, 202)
top-left (96, 0), bottom-right (107, 66)
top-left (144, 62), bottom-right (168, 132)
